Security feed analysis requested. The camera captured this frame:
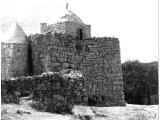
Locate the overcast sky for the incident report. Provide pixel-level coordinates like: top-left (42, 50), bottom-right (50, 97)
top-left (1, 0), bottom-right (158, 63)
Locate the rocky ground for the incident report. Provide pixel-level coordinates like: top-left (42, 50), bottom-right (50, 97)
top-left (1, 97), bottom-right (158, 120)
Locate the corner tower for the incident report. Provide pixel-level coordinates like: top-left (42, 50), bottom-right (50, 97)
top-left (1, 22), bottom-right (28, 79)
top-left (40, 4), bottom-right (91, 39)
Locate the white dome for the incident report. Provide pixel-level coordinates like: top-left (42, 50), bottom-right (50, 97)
top-left (57, 10), bottom-right (83, 24)
top-left (2, 22), bottom-right (26, 43)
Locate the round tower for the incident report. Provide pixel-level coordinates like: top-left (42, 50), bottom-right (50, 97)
top-left (1, 22), bottom-right (28, 79)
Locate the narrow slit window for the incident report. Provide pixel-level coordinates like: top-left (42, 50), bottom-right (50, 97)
top-left (79, 28), bottom-right (83, 40)
top-left (77, 28), bottom-right (83, 40)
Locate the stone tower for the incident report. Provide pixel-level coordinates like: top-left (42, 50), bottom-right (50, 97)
top-left (30, 7), bottom-right (125, 106)
top-left (1, 22), bottom-right (28, 79)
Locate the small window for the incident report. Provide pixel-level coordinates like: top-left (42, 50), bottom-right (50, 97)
top-left (79, 28), bottom-right (83, 40)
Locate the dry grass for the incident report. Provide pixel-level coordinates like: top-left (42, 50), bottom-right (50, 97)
top-left (1, 97), bottom-right (158, 120)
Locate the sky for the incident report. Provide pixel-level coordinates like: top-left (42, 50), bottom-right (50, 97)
top-left (1, 0), bottom-right (158, 63)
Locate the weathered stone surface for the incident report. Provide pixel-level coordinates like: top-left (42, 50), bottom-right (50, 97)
top-left (1, 43), bottom-right (28, 79)
top-left (2, 69), bottom-right (88, 105)
top-left (41, 22), bottom-right (91, 39)
top-left (28, 33), bottom-right (125, 106)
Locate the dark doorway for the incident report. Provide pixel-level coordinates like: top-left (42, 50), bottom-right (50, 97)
top-left (77, 28), bottom-right (83, 40)
top-left (79, 28), bottom-right (83, 40)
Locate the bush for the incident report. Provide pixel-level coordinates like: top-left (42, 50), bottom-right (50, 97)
top-left (1, 82), bottom-right (20, 104)
top-left (31, 95), bottom-right (73, 114)
top-left (122, 60), bottom-right (158, 105)
top-left (1, 91), bottom-right (20, 104)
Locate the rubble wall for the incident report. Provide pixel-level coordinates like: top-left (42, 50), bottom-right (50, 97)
top-left (2, 69), bottom-right (88, 105)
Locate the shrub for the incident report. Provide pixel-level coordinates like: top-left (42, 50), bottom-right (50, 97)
top-left (1, 92), bottom-right (20, 104)
top-left (31, 95), bottom-right (73, 114)
top-left (1, 82), bottom-right (20, 104)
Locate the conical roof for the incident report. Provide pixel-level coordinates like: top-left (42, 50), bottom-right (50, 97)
top-left (2, 22), bottom-right (27, 43)
top-left (57, 10), bottom-right (83, 24)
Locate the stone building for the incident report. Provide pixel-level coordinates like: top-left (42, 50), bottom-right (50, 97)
top-left (1, 6), bottom-right (125, 106)
top-left (40, 9), bottom-right (91, 39)
top-left (1, 23), bottom-right (28, 79)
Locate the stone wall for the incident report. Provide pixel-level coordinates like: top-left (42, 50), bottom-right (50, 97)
top-left (29, 33), bottom-right (125, 106)
top-left (1, 43), bottom-right (28, 79)
top-left (2, 69), bottom-right (87, 105)
top-left (29, 33), bottom-right (77, 74)
top-left (65, 21), bottom-right (82, 38)
top-left (81, 37), bottom-right (124, 106)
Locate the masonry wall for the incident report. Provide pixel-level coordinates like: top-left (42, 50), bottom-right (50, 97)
top-left (2, 69), bottom-right (88, 105)
top-left (65, 22), bottom-right (91, 39)
top-left (29, 33), bottom-right (125, 106)
top-left (1, 43), bottom-right (28, 79)
top-left (65, 21), bottom-right (82, 38)
top-left (30, 33), bottom-right (85, 74)
top-left (81, 37), bottom-right (124, 106)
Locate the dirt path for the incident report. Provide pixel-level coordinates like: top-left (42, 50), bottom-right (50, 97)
top-left (2, 97), bottom-right (72, 120)
top-left (72, 105), bottom-right (158, 120)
